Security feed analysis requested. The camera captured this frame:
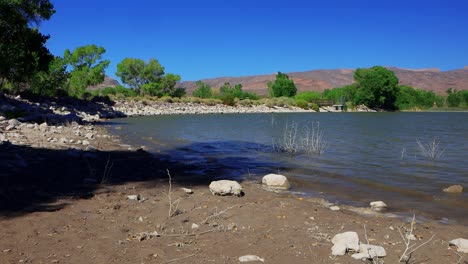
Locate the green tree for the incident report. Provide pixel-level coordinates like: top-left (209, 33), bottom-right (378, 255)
top-left (446, 88), bottom-right (462, 107)
top-left (0, 0), bottom-right (55, 89)
top-left (115, 58), bottom-right (146, 89)
top-left (268, 72), bottom-right (297, 97)
top-left (64, 44), bottom-right (110, 97)
top-left (322, 84), bottom-right (358, 104)
top-left (30, 56), bottom-right (68, 96)
top-left (159, 73), bottom-right (182, 96)
top-left (192, 81), bottom-right (212, 98)
top-left (395, 85), bottom-right (441, 110)
top-left (116, 58), bottom-right (183, 96)
top-left (353, 66), bottom-right (399, 109)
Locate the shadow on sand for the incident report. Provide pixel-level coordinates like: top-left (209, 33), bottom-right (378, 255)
top-left (0, 140), bottom-right (289, 218)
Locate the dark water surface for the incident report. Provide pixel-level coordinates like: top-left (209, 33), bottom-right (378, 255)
top-left (110, 112), bottom-right (468, 224)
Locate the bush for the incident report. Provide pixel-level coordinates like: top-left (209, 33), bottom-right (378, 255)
top-left (309, 103), bottom-right (319, 112)
top-left (115, 85), bottom-right (137, 97)
top-left (295, 99), bottom-right (309, 109)
top-left (101, 86), bottom-right (117, 96)
top-left (221, 94), bottom-right (236, 106)
top-left (192, 81), bottom-right (213, 98)
top-left (295, 91), bottom-right (321, 102)
top-left (322, 84), bottom-right (357, 104)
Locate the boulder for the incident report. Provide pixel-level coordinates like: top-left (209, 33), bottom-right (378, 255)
top-left (209, 180), bottom-right (243, 196)
top-left (0, 133), bottom-right (5, 142)
top-left (370, 201), bottom-right (388, 211)
top-left (449, 238), bottom-right (468, 253)
top-left (331, 231), bottom-right (360, 255)
top-left (443, 185), bottom-right (463, 193)
top-left (351, 243), bottom-right (386, 259)
top-left (329, 206), bottom-right (340, 211)
top-left (262, 174), bottom-right (290, 190)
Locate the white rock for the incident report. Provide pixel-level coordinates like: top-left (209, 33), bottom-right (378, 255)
top-left (127, 195), bottom-right (140, 201)
top-left (182, 188), bottom-right (193, 194)
top-left (39, 122), bottom-right (48, 131)
top-left (351, 243), bottom-right (386, 259)
top-left (209, 180), bottom-right (243, 196)
top-left (0, 133), bottom-right (6, 142)
top-left (8, 119), bottom-right (21, 126)
top-left (85, 133), bottom-right (94, 140)
top-left (59, 138), bottom-right (68, 144)
top-left (449, 238), bottom-right (468, 253)
top-left (262, 174), bottom-right (290, 190)
top-left (329, 206), bottom-right (340, 211)
top-left (370, 201), bottom-right (388, 211)
top-left (82, 140), bottom-right (90, 145)
top-left (5, 124), bottom-right (15, 131)
top-left (191, 223), bottom-right (199, 229)
top-left (238, 255), bottom-right (264, 262)
top-left (331, 231), bottom-right (360, 256)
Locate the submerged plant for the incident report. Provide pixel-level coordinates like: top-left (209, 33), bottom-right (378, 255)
top-left (273, 121), bottom-right (299, 153)
top-left (416, 137), bottom-right (445, 161)
top-left (273, 121), bottom-right (327, 156)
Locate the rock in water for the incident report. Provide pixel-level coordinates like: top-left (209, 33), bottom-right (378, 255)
top-left (351, 243), bottom-right (387, 259)
top-left (238, 255), bottom-right (265, 262)
top-left (331, 231), bottom-right (360, 256)
top-left (443, 185), bottom-right (463, 193)
top-left (449, 238), bottom-right (468, 253)
top-left (262, 174), bottom-right (290, 190)
top-left (209, 180), bottom-right (243, 196)
top-left (370, 201), bottom-right (388, 211)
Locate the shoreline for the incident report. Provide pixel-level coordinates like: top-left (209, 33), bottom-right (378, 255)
top-left (1, 94), bottom-right (467, 263)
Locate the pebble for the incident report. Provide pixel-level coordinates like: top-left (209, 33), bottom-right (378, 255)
top-left (238, 255), bottom-right (265, 262)
top-left (182, 188), bottom-right (193, 194)
top-left (127, 195), bottom-right (140, 201)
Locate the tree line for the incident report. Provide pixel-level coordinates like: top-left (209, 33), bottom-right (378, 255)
top-left (1, 1), bottom-right (466, 111)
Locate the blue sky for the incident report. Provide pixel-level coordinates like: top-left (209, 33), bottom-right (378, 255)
top-left (41, 0), bottom-right (468, 81)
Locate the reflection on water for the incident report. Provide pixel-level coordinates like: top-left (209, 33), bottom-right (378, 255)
top-left (110, 112), bottom-right (468, 224)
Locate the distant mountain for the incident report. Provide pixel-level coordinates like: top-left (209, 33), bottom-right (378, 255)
top-left (180, 67), bottom-right (468, 95)
top-left (87, 76), bottom-right (120, 91)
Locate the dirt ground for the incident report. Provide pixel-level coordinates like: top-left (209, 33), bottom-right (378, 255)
top-left (1, 178), bottom-right (468, 264)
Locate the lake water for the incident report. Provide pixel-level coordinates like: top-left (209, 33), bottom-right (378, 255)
top-left (110, 112), bottom-right (468, 224)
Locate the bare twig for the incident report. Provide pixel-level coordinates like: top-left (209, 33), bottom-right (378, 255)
top-left (160, 229), bottom-right (217, 237)
top-left (201, 204), bottom-right (240, 224)
top-left (363, 224), bottom-right (379, 264)
top-left (163, 253), bottom-right (197, 264)
top-left (163, 169), bottom-right (180, 218)
top-left (398, 215), bottom-right (436, 263)
top-left (101, 154), bottom-right (113, 184)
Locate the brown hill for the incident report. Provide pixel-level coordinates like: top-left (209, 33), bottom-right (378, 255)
top-left (87, 76), bottom-right (120, 91)
top-left (181, 67), bottom-right (468, 95)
